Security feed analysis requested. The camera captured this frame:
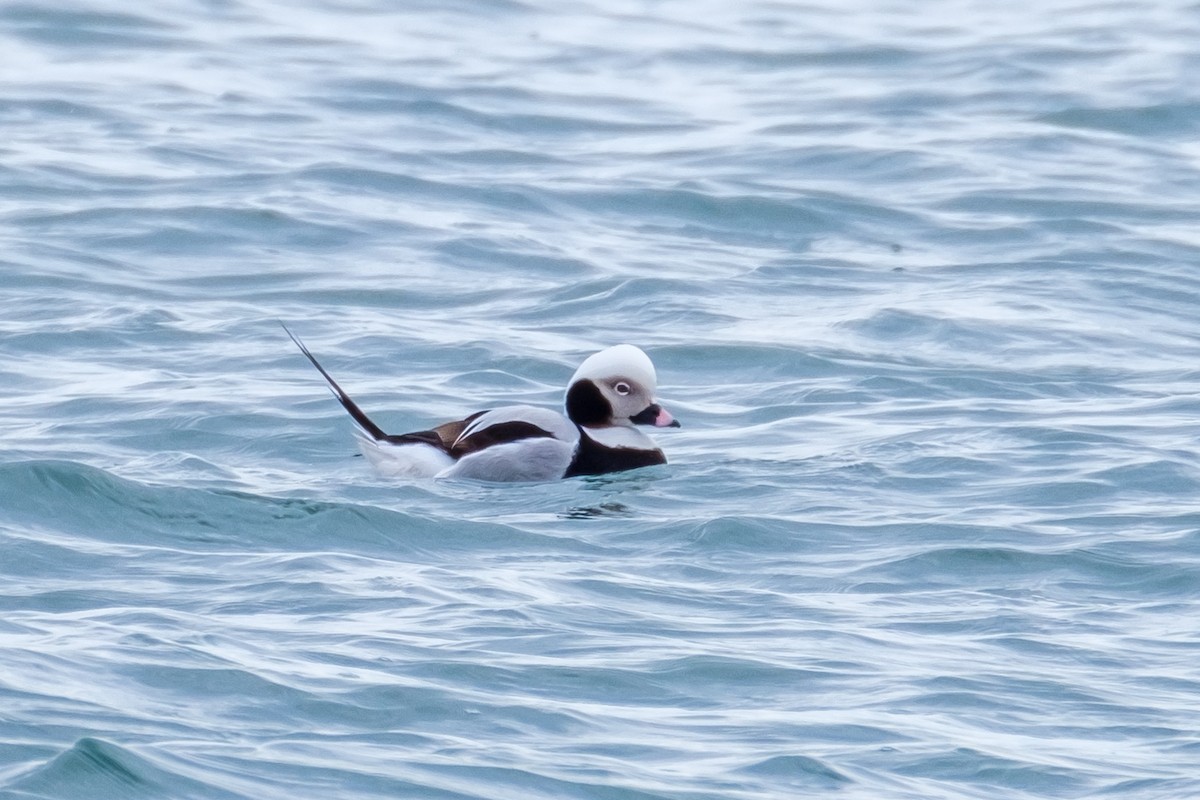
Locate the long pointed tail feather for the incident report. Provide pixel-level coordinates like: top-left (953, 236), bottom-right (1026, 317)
top-left (281, 323), bottom-right (389, 441)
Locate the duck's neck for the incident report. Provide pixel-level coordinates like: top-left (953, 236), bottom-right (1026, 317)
top-left (579, 424), bottom-right (656, 450)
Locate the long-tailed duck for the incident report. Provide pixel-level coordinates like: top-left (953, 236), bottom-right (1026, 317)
top-left (284, 326), bottom-right (679, 482)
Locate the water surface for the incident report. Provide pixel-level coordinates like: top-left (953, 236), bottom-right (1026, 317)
top-left (2, 1), bottom-right (1200, 798)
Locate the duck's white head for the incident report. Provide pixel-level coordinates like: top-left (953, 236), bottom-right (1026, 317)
top-left (564, 344), bottom-right (679, 429)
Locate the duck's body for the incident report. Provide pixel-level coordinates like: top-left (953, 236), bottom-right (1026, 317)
top-left (356, 405), bottom-right (581, 482)
top-left (285, 328), bottom-right (678, 482)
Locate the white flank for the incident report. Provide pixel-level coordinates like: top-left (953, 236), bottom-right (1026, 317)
top-left (354, 432), bottom-right (455, 479)
top-left (439, 437), bottom-right (576, 482)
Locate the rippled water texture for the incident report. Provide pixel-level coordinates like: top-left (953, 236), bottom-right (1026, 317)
top-left (3, 1), bottom-right (1200, 798)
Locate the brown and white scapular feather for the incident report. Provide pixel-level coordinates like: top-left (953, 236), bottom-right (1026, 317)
top-left (284, 326), bottom-right (679, 482)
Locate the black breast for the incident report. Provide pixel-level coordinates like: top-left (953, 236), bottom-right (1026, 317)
top-left (563, 431), bottom-right (666, 478)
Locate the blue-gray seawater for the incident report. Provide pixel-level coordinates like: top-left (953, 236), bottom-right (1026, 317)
top-left (2, 1), bottom-right (1199, 798)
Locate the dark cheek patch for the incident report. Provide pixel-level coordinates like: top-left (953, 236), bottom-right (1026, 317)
top-left (565, 379), bottom-right (612, 426)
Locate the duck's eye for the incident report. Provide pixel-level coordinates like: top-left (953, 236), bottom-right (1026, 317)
top-left (614, 381), bottom-right (632, 396)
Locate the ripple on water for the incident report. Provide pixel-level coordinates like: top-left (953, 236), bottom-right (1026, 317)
top-left (4, 1), bottom-right (1200, 798)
